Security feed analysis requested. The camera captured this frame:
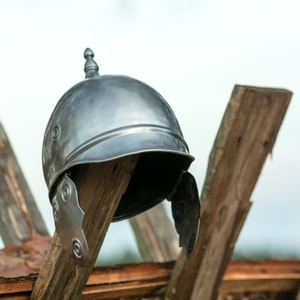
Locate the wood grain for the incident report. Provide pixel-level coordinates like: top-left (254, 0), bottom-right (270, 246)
top-left (130, 203), bottom-right (180, 262)
top-left (0, 122), bottom-right (48, 245)
top-left (165, 85), bottom-right (292, 300)
top-left (30, 156), bottom-right (138, 300)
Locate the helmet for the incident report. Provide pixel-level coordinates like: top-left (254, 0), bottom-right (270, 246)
top-left (43, 48), bottom-right (195, 220)
top-left (42, 48), bottom-right (200, 266)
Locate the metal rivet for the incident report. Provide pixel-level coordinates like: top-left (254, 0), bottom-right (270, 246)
top-left (72, 238), bottom-right (83, 259)
top-left (61, 182), bottom-right (71, 202)
top-left (51, 125), bottom-right (61, 141)
top-left (52, 198), bottom-right (59, 221)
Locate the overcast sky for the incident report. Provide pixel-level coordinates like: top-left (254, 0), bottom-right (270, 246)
top-left (0, 0), bottom-right (299, 259)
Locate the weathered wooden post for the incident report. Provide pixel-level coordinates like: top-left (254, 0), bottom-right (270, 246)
top-left (165, 85), bottom-right (292, 300)
top-left (31, 157), bottom-right (138, 299)
top-left (0, 122), bottom-right (48, 245)
top-left (130, 203), bottom-right (181, 262)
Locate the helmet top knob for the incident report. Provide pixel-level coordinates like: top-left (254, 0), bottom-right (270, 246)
top-left (84, 48), bottom-right (99, 79)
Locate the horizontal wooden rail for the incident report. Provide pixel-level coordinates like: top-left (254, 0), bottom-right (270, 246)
top-left (0, 260), bottom-right (299, 299)
top-left (221, 260), bottom-right (300, 294)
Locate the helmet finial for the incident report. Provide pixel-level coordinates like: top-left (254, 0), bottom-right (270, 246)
top-left (84, 48), bottom-right (99, 79)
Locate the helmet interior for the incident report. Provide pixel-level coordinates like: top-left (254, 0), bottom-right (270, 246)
top-left (113, 152), bottom-right (191, 221)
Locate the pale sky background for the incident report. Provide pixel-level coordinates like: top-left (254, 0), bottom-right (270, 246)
top-left (0, 0), bottom-right (299, 260)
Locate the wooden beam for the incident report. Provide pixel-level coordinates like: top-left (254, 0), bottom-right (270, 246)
top-left (165, 86), bottom-right (292, 300)
top-left (1, 260), bottom-right (300, 299)
top-left (221, 260), bottom-right (300, 294)
top-left (30, 156), bottom-right (138, 300)
top-left (82, 262), bottom-right (173, 299)
top-left (0, 122), bottom-right (48, 245)
top-left (130, 202), bottom-right (180, 262)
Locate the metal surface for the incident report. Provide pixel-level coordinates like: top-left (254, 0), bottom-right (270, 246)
top-left (170, 172), bottom-right (200, 258)
top-left (84, 47), bottom-right (99, 78)
top-left (52, 174), bottom-right (89, 266)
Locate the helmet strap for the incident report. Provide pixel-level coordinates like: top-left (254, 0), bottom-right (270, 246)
top-left (169, 172), bottom-right (201, 258)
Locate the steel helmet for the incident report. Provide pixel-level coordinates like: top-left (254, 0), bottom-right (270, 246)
top-left (42, 48), bottom-right (200, 266)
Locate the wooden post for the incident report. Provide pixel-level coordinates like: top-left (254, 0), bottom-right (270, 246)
top-left (30, 156), bottom-right (138, 300)
top-left (165, 85), bottom-right (292, 300)
top-left (0, 122), bottom-right (48, 245)
top-left (130, 202), bottom-right (180, 262)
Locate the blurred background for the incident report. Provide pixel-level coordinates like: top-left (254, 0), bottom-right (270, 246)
top-left (0, 0), bottom-right (299, 264)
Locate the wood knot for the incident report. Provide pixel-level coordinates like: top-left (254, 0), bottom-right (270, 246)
top-left (236, 136), bottom-right (243, 148)
top-left (263, 140), bottom-right (269, 148)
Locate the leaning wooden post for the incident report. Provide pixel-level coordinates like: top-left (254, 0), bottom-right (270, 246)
top-left (165, 85), bottom-right (292, 300)
top-left (31, 156), bottom-right (138, 300)
top-left (130, 202), bottom-right (180, 262)
top-left (0, 121), bottom-right (48, 245)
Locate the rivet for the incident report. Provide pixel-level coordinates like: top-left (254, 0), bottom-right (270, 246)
top-left (51, 124), bottom-right (61, 141)
top-left (52, 198), bottom-right (59, 221)
top-left (72, 238), bottom-right (83, 259)
top-left (61, 182), bottom-right (71, 202)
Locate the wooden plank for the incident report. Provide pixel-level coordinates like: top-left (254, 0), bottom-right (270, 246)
top-left (30, 156), bottom-right (138, 300)
top-left (82, 262), bottom-right (173, 299)
top-left (165, 86), bottom-right (292, 300)
top-left (0, 275), bottom-right (36, 295)
top-left (220, 260), bottom-right (300, 294)
top-left (129, 202), bottom-right (180, 262)
top-left (0, 122), bottom-right (48, 245)
top-left (1, 260), bottom-right (300, 298)
top-left (1, 262), bottom-right (173, 299)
